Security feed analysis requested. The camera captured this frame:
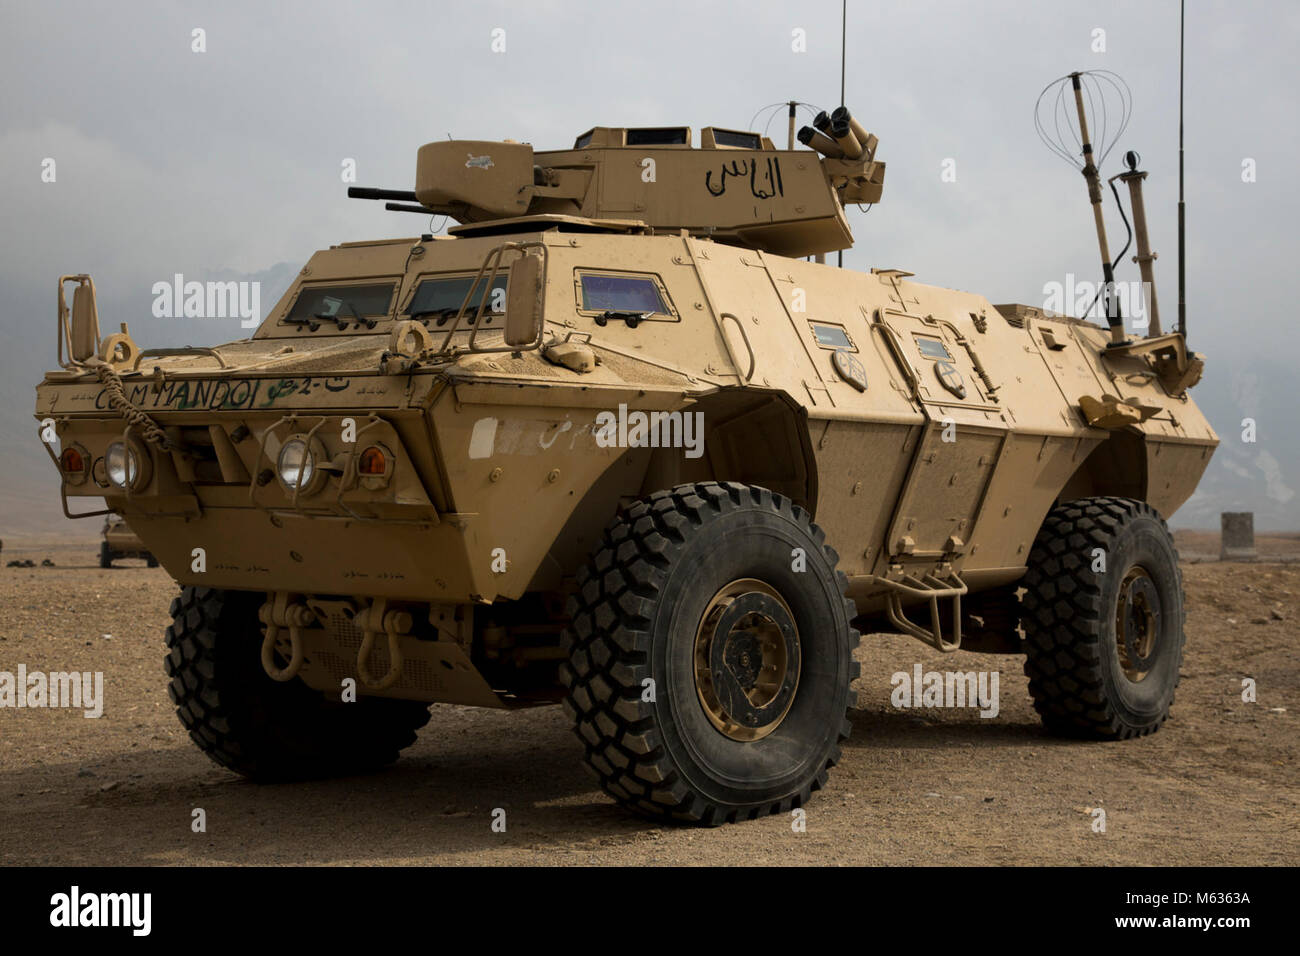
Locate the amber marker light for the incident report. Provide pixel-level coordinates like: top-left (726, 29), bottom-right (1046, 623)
top-left (60, 447), bottom-right (85, 474)
top-left (358, 446), bottom-right (388, 476)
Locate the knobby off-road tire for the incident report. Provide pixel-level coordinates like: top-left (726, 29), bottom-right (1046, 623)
top-left (165, 586), bottom-right (430, 780)
top-left (1022, 497), bottom-right (1186, 739)
top-left (560, 482), bottom-right (860, 825)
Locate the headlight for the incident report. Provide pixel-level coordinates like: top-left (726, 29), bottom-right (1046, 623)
top-left (105, 441), bottom-right (140, 490)
top-left (277, 438), bottom-right (316, 493)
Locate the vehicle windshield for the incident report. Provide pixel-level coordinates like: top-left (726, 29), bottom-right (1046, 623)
top-left (405, 275), bottom-right (508, 320)
top-left (284, 282), bottom-right (397, 325)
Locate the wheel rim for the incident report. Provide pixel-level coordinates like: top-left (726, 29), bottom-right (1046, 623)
top-left (693, 578), bottom-right (801, 741)
top-left (1115, 565), bottom-right (1161, 683)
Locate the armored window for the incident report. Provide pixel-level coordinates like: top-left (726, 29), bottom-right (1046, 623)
top-left (576, 272), bottom-right (675, 319)
top-left (710, 129), bottom-right (762, 149)
top-left (625, 127), bottom-right (689, 146)
top-left (285, 282), bottom-right (396, 323)
top-left (913, 335), bottom-right (953, 361)
top-left (810, 322), bottom-right (855, 351)
top-left (404, 274), bottom-right (510, 323)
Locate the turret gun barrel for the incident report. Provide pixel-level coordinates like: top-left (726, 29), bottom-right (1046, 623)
top-left (347, 187), bottom-right (420, 202)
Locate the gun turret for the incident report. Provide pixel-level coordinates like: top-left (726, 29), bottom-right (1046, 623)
top-left (352, 113), bottom-right (884, 258)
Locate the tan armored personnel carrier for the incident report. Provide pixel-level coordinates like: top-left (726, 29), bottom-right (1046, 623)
top-left (35, 99), bottom-right (1215, 824)
top-left (100, 514), bottom-right (158, 568)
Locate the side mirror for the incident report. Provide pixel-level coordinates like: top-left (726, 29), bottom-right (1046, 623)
top-left (59, 275), bottom-right (101, 365)
top-left (70, 284), bottom-right (99, 360)
top-left (504, 253), bottom-right (543, 347)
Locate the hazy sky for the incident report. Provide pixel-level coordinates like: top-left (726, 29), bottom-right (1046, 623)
top-left (1, 0), bottom-right (1297, 527)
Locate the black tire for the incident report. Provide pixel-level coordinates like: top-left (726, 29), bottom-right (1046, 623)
top-left (1022, 497), bottom-right (1185, 739)
top-left (146, 554), bottom-right (160, 568)
top-left (99, 542), bottom-right (113, 569)
top-left (560, 482), bottom-right (860, 825)
top-left (165, 586), bottom-right (431, 780)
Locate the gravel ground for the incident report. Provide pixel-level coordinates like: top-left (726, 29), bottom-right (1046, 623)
top-left (1, 537), bottom-right (1296, 866)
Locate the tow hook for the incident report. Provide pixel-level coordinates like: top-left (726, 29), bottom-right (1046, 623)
top-left (258, 596), bottom-right (315, 682)
top-left (355, 599), bottom-right (409, 691)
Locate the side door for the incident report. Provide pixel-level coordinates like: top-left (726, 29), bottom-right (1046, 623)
top-left (875, 308), bottom-right (1010, 564)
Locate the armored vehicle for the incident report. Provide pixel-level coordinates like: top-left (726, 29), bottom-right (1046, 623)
top-left (35, 101), bottom-right (1215, 824)
top-left (100, 514), bottom-right (158, 568)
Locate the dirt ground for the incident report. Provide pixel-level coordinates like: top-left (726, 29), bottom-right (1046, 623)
top-left (1, 533), bottom-right (1296, 866)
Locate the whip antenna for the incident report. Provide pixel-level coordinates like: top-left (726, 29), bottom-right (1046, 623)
top-left (1177, 0), bottom-right (1187, 339)
top-left (838, 0), bottom-right (846, 268)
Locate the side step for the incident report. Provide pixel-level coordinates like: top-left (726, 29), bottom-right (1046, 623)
top-left (873, 569), bottom-right (968, 652)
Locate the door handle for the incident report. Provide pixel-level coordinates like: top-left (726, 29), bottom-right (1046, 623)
top-left (719, 312), bottom-right (756, 382)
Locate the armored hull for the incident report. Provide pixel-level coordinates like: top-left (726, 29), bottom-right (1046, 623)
top-left (34, 110), bottom-right (1216, 823)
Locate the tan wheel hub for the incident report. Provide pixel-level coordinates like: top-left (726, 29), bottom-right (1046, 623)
top-left (1115, 565), bottom-right (1161, 683)
top-left (693, 579), bottom-right (801, 741)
